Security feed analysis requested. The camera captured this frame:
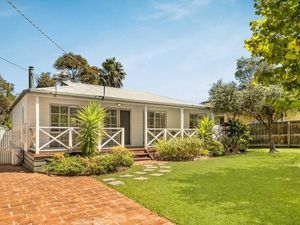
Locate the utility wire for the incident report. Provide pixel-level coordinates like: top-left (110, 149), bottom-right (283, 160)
top-left (0, 55), bottom-right (40, 82)
top-left (0, 56), bottom-right (27, 72)
top-left (6, 0), bottom-right (93, 74)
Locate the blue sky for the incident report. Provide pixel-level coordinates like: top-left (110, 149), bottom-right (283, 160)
top-left (0, 0), bottom-right (254, 103)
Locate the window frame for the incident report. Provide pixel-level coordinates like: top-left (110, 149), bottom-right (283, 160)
top-left (147, 111), bottom-right (167, 129)
top-left (189, 113), bottom-right (204, 129)
top-left (50, 104), bottom-right (80, 128)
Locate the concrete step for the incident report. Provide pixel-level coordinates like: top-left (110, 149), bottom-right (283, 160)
top-left (134, 156), bottom-right (152, 161)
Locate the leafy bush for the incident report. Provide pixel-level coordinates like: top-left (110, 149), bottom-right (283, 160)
top-left (44, 147), bottom-right (134, 175)
top-left (111, 146), bottom-right (134, 168)
top-left (156, 137), bottom-right (203, 161)
top-left (77, 101), bottom-right (106, 156)
top-left (44, 154), bottom-right (84, 175)
top-left (197, 116), bottom-right (224, 156)
top-left (221, 119), bottom-right (251, 155)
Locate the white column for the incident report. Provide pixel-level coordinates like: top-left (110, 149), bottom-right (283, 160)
top-left (121, 128), bottom-right (125, 147)
top-left (144, 106), bottom-right (148, 149)
top-left (35, 96), bottom-right (40, 154)
top-left (180, 108), bottom-right (184, 138)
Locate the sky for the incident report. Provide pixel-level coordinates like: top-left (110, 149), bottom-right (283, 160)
top-left (0, 0), bottom-right (255, 103)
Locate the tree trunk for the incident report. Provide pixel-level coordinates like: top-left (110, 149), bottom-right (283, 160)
top-left (267, 125), bottom-right (277, 153)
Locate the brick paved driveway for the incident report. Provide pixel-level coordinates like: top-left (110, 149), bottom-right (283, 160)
top-left (0, 166), bottom-right (172, 225)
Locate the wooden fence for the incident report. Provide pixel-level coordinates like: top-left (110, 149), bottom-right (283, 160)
top-left (248, 121), bottom-right (300, 147)
top-left (0, 130), bottom-right (21, 164)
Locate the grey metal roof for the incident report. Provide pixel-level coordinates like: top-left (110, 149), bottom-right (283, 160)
top-left (23, 81), bottom-right (206, 108)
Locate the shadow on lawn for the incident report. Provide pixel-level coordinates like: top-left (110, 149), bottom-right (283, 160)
top-left (170, 159), bottom-right (300, 224)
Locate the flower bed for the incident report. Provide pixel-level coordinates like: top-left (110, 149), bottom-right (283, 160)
top-left (43, 146), bottom-right (133, 176)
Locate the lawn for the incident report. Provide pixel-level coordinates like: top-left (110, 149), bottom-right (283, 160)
top-left (98, 149), bottom-right (300, 225)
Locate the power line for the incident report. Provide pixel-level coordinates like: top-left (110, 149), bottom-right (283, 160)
top-left (0, 55), bottom-right (40, 82)
top-left (6, 0), bottom-right (93, 74)
top-left (0, 56), bottom-right (27, 72)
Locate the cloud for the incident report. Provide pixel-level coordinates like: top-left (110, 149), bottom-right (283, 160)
top-left (144, 0), bottom-right (211, 21)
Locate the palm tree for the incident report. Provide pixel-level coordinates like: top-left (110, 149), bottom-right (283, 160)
top-left (99, 57), bottom-right (126, 88)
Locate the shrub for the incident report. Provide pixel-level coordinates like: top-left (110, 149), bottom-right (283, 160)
top-left (44, 154), bottom-right (84, 175)
top-left (77, 101), bottom-right (107, 156)
top-left (111, 146), bottom-right (134, 168)
top-left (43, 147), bottom-right (134, 175)
top-left (197, 116), bottom-right (214, 143)
top-left (221, 119), bottom-right (251, 155)
top-left (156, 137), bottom-right (203, 161)
top-left (207, 140), bottom-right (224, 156)
top-left (197, 116), bottom-right (224, 156)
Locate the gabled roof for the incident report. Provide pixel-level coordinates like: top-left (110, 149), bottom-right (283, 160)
top-left (13, 81), bottom-right (207, 109)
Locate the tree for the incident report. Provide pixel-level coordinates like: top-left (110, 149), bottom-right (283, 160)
top-left (245, 0), bottom-right (300, 89)
top-left (80, 66), bottom-right (99, 85)
top-left (54, 53), bottom-right (90, 82)
top-left (209, 81), bottom-right (293, 153)
top-left (36, 72), bottom-right (56, 88)
top-left (235, 57), bottom-right (274, 88)
top-left (0, 75), bottom-right (15, 126)
top-left (209, 80), bottom-right (241, 118)
top-left (241, 84), bottom-right (293, 153)
top-left (100, 57), bottom-right (126, 88)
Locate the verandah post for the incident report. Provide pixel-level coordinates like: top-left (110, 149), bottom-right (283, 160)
top-left (121, 128), bottom-right (125, 147)
top-left (35, 96), bottom-right (40, 154)
top-left (144, 106), bottom-right (148, 149)
top-left (180, 108), bottom-right (184, 139)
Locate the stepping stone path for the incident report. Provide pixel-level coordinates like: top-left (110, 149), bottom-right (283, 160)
top-left (134, 171), bottom-right (147, 175)
top-left (134, 176), bottom-right (148, 181)
top-left (150, 173), bottom-right (163, 177)
top-left (102, 178), bottom-right (116, 182)
top-left (120, 174), bottom-right (133, 178)
top-left (102, 163), bottom-right (172, 185)
top-left (145, 166), bottom-right (158, 169)
top-left (159, 166), bottom-right (171, 169)
top-left (107, 180), bottom-right (124, 186)
top-left (158, 170), bottom-right (171, 173)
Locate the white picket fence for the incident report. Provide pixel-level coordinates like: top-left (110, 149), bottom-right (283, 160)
top-left (0, 129), bottom-right (21, 164)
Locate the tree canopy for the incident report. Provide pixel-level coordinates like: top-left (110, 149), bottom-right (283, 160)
top-left (209, 80), bottom-right (241, 117)
top-left (0, 75), bottom-right (15, 126)
top-left (54, 53), bottom-right (90, 82)
top-left (245, 0), bottom-right (300, 89)
top-left (36, 72), bottom-right (56, 88)
top-left (47, 53), bottom-right (126, 88)
top-left (235, 57), bottom-right (274, 88)
top-left (100, 57), bottom-right (126, 88)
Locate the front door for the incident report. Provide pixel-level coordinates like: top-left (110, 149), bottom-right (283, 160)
top-left (120, 110), bottom-right (131, 145)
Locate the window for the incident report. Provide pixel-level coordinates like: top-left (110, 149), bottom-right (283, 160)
top-left (189, 114), bottom-right (203, 128)
top-left (50, 105), bottom-right (79, 148)
top-left (105, 109), bottom-right (118, 127)
top-left (147, 112), bottom-right (166, 128)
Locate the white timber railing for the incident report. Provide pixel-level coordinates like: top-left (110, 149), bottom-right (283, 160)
top-left (29, 126), bottom-right (125, 153)
top-left (146, 128), bottom-right (197, 147)
top-left (100, 127), bottom-right (125, 149)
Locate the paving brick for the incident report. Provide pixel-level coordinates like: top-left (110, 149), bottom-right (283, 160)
top-left (0, 166), bottom-right (172, 225)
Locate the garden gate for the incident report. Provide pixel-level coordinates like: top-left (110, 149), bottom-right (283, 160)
top-left (0, 127), bottom-right (21, 164)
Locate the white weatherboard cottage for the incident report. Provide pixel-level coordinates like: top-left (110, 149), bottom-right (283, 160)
top-left (11, 81), bottom-right (211, 170)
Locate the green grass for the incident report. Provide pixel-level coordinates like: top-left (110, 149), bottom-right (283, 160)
top-left (97, 149), bottom-right (300, 225)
